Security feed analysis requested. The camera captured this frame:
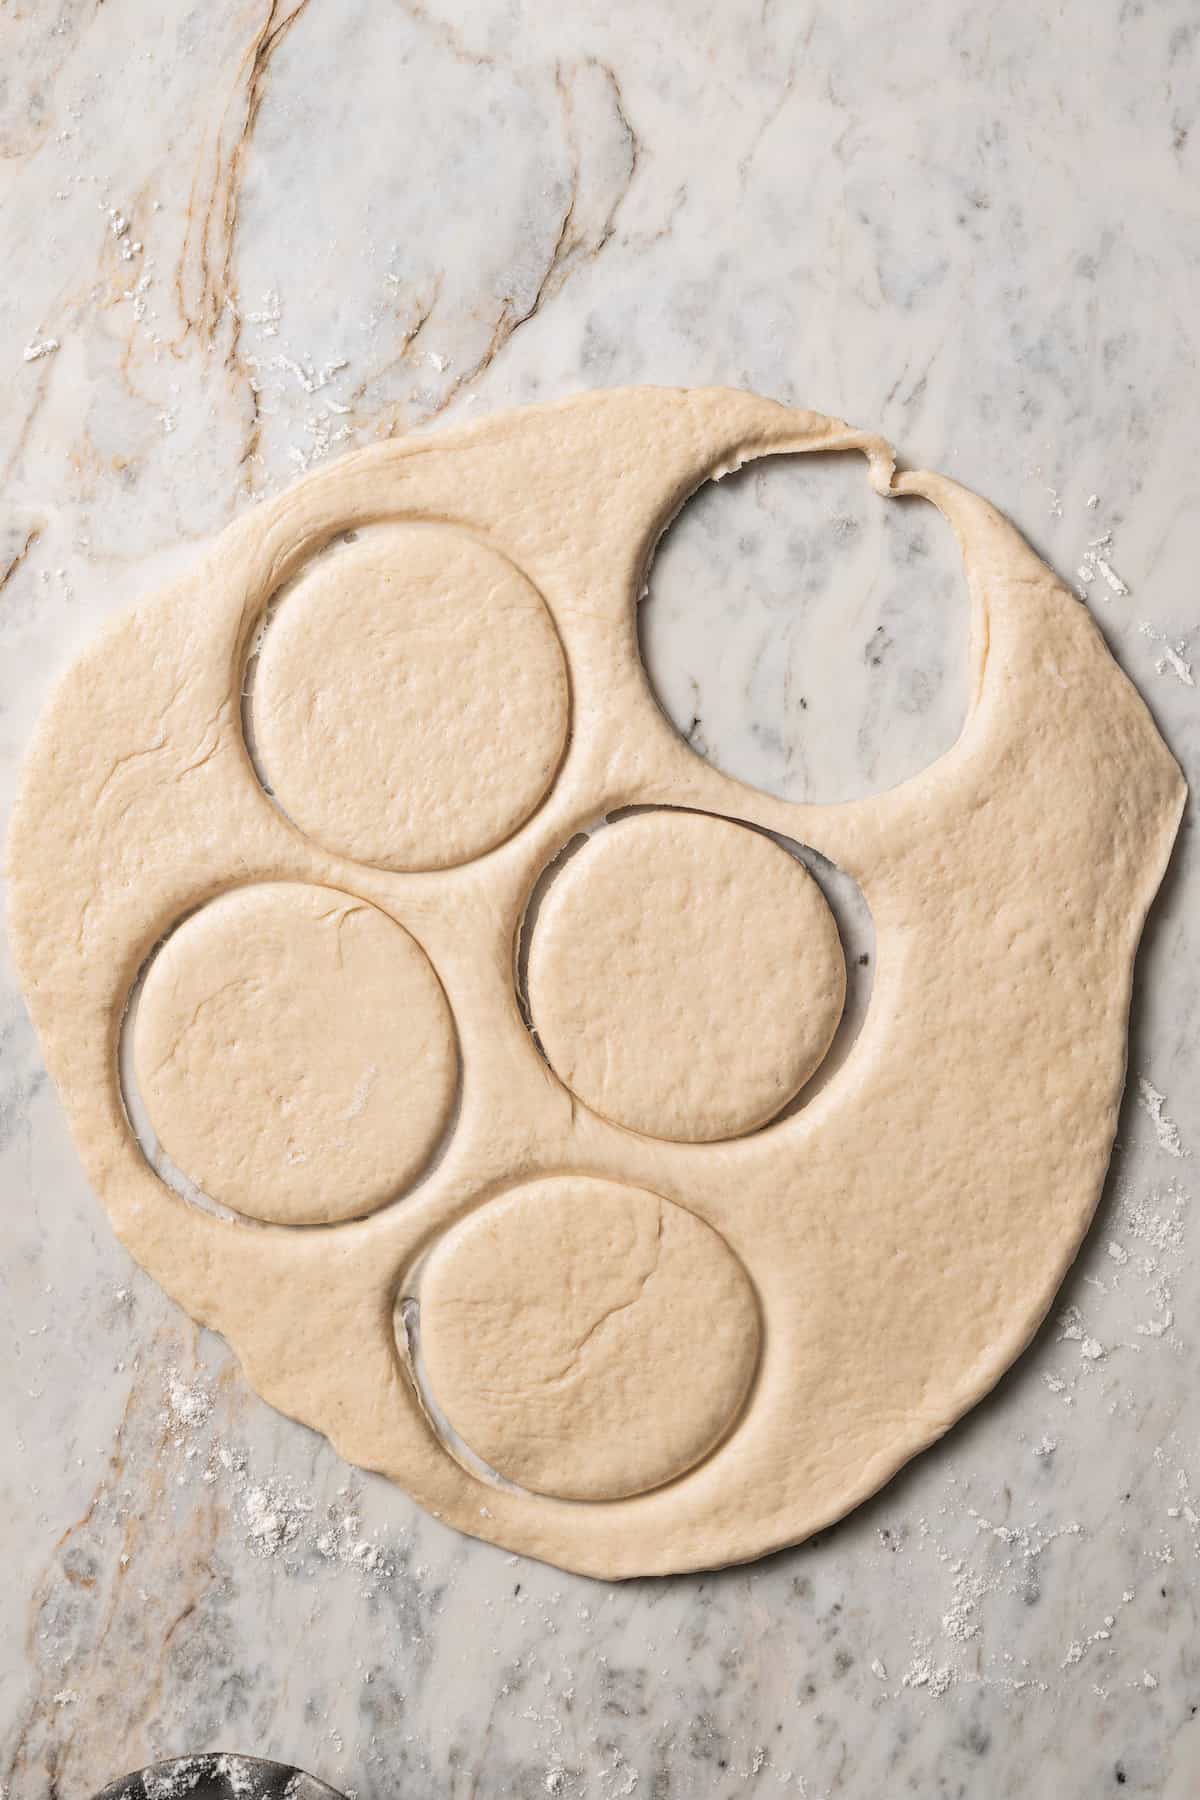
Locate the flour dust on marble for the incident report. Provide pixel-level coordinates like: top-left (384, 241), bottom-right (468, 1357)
top-left (1019, 466), bottom-right (1198, 700)
top-left (866, 1086), bottom-right (1195, 1708)
top-left (164, 1368), bottom-right (393, 1583)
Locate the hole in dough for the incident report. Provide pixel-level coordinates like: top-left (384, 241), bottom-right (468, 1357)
top-left (123, 882), bottom-right (459, 1226)
top-left (243, 521), bottom-right (570, 871)
top-left (639, 451), bottom-right (969, 804)
top-left (521, 810), bottom-right (851, 1143)
top-left (403, 1176), bottom-right (762, 1503)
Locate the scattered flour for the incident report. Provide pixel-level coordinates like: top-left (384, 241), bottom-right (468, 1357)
top-left (940, 1562), bottom-right (989, 1642)
top-left (269, 352), bottom-right (350, 397)
top-left (243, 1479), bottom-right (304, 1554)
top-left (1122, 1181), bottom-right (1188, 1257)
top-left (1136, 1078), bottom-right (1189, 1159)
top-left (161, 1370), bottom-right (399, 1590)
top-left (105, 202), bottom-right (142, 262)
top-left (1138, 621), bottom-right (1195, 687)
top-left (1056, 1305), bottom-right (1107, 1365)
top-left (1076, 531), bottom-right (1129, 597)
top-left (165, 1366), bottom-right (214, 1440)
top-left (344, 1064), bottom-right (379, 1121)
top-left (140, 1755), bottom-right (266, 1799)
top-left (877, 1141), bottom-right (1195, 1708)
top-left (901, 1649), bottom-right (955, 1696)
top-left (246, 289), bottom-right (282, 336)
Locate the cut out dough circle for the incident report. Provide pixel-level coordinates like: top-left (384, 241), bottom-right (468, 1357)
top-left (6, 387), bottom-right (1183, 1579)
top-left (254, 524), bottom-right (569, 871)
top-left (133, 882), bottom-right (457, 1226)
top-left (420, 1176), bottom-right (761, 1502)
top-left (526, 811), bottom-right (845, 1141)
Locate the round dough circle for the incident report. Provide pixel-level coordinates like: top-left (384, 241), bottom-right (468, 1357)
top-left (253, 524), bottom-right (569, 871)
top-left (418, 1176), bottom-right (761, 1501)
top-left (526, 813), bottom-right (847, 1141)
top-left (133, 882), bottom-right (457, 1225)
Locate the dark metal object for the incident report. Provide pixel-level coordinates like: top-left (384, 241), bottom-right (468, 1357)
top-left (94, 1753), bottom-right (346, 1800)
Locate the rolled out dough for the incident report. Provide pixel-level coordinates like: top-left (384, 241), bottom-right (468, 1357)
top-left (6, 387), bottom-right (1184, 1578)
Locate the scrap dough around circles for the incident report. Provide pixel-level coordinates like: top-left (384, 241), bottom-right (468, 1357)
top-left (254, 523), bottom-right (569, 871)
top-left (133, 883), bottom-right (456, 1225)
top-left (417, 1176), bottom-right (761, 1501)
top-left (526, 812), bottom-right (846, 1140)
top-left (6, 387), bottom-right (1187, 1577)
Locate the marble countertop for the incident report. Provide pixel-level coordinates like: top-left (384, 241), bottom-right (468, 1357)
top-left (2, 3), bottom-right (1198, 1795)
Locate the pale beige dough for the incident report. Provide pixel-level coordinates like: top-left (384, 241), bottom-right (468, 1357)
top-left (6, 387), bottom-right (1185, 1578)
top-left (418, 1176), bottom-right (761, 1500)
top-left (254, 523), bottom-right (569, 870)
top-left (133, 882), bottom-right (456, 1225)
top-left (526, 812), bottom-right (845, 1140)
